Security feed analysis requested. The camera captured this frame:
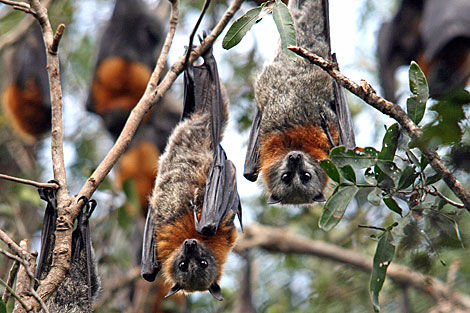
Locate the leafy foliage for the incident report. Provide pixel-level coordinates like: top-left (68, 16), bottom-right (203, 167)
top-left (223, 0), bottom-right (297, 60)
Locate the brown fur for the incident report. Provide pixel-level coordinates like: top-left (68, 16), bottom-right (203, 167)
top-left (2, 81), bottom-right (50, 143)
top-left (91, 57), bottom-right (151, 115)
top-left (115, 141), bottom-right (159, 213)
top-left (259, 124), bottom-right (338, 181)
top-left (157, 209), bottom-right (237, 290)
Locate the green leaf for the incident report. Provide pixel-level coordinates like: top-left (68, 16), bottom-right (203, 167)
top-left (406, 61), bottom-right (428, 124)
top-left (330, 146), bottom-right (379, 169)
top-left (370, 231), bottom-right (395, 312)
top-left (406, 96), bottom-right (426, 125)
top-left (272, 0), bottom-right (297, 60)
top-left (367, 187), bottom-right (382, 206)
top-left (383, 196), bottom-right (403, 216)
top-left (375, 160), bottom-right (401, 187)
top-left (319, 185), bottom-right (359, 231)
top-left (397, 166), bottom-right (418, 190)
top-left (422, 89), bottom-right (469, 146)
top-left (320, 159), bottom-right (340, 184)
top-left (409, 61), bottom-right (429, 97)
top-left (420, 155), bottom-right (429, 170)
top-left (425, 173), bottom-right (441, 185)
top-left (339, 165), bottom-right (356, 183)
top-left (378, 123), bottom-right (400, 162)
top-left (222, 6), bottom-right (263, 50)
top-left (375, 124), bottom-right (400, 185)
top-left (0, 300), bottom-right (6, 313)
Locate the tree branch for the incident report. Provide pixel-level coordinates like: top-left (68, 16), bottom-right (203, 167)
top-left (288, 46), bottom-right (470, 212)
top-left (0, 0), bottom-right (52, 52)
top-left (0, 229), bottom-right (30, 261)
top-left (73, 0), bottom-right (244, 212)
top-left (235, 224), bottom-right (470, 309)
top-left (0, 173), bottom-right (59, 189)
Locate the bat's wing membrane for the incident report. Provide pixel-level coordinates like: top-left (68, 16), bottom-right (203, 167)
top-left (141, 206), bottom-right (161, 281)
top-left (183, 40), bottom-right (242, 236)
top-left (243, 107), bottom-right (262, 182)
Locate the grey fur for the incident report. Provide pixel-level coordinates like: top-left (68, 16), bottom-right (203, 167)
top-left (149, 84), bottom-right (228, 228)
top-left (256, 0), bottom-right (336, 136)
top-left (254, 0), bottom-right (338, 204)
top-left (44, 245), bottom-right (100, 313)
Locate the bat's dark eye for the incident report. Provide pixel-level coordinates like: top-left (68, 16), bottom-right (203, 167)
top-left (179, 261), bottom-right (188, 272)
top-left (301, 172), bottom-right (312, 183)
top-left (281, 172), bottom-right (292, 184)
top-left (199, 260), bottom-right (208, 268)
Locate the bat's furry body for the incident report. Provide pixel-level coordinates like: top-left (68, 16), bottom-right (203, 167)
top-left (143, 48), bottom-right (240, 300)
top-left (378, 0), bottom-right (470, 100)
top-left (245, 0), bottom-right (354, 205)
top-left (1, 24), bottom-right (51, 143)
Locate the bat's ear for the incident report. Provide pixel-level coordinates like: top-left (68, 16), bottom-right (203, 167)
top-left (267, 194), bottom-right (281, 204)
top-left (209, 282), bottom-right (223, 301)
top-left (165, 284), bottom-right (181, 298)
top-left (312, 192), bottom-right (326, 202)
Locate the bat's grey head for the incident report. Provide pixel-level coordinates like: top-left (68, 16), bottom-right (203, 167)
top-left (266, 151), bottom-right (327, 204)
top-left (167, 239), bottom-right (223, 301)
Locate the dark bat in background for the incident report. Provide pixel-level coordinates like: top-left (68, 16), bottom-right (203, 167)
top-left (86, 0), bottom-right (181, 212)
top-left (378, 0), bottom-right (470, 101)
top-left (36, 188), bottom-right (100, 313)
top-left (1, 23), bottom-right (51, 143)
top-left (141, 41), bottom-right (242, 301)
top-left (244, 0), bottom-right (355, 205)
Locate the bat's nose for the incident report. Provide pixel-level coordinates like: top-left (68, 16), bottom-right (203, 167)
top-left (288, 152), bottom-right (302, 164)
top-left (200, 224), bottom-right (217, 236)
top-left (184, 239), bottom-right (198, 252)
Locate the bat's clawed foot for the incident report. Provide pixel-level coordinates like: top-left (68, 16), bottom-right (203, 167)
top-left (77, 196), bottom-right (97, 220)
top-left (47, 179), bottom-right (60, 189)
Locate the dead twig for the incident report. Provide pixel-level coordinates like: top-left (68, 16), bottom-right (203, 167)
top-left (0, 174), bottom-right (59, 189)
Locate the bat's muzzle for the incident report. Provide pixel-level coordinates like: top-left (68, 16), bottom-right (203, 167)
top-left (184, 239), bottom-right (198, 253)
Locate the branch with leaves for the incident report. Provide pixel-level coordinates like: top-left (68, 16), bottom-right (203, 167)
top-left (288, 46), bottom-right (470, 212)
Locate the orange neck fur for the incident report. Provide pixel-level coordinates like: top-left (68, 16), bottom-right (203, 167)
top-left (259, 124), bottom-right (338, 175)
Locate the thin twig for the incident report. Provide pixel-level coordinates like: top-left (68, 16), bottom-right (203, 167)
top-left (429, 186), bottom-right (465, 208)
top-left (0, 277), bottom-right (31, 312)
top-left (49, 23), bottom-right (65, 54)
top-left (0, 230), bottom-right (29, 260)
top-left (0, 173), bottom-right (59, 189)
top-left (149, 0), bottom-right (180, 88)
top-left (358, 225), bottom-right (386, 231)
top-left (288, 46), bottom-right (470, 212)
top-left (0, 0), bottom-right (33, 13)
top-left (0, 0), bottom-right (53, 52)
top-left (184, 0), bottom-right (211, 66)
top-left (2, 260), bottom-right (20, 303)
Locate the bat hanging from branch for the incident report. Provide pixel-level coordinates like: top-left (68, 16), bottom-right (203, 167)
top-left (243, 0), bottom-right (355, 205)
top-left (141, 36), bottom-right (242, 301)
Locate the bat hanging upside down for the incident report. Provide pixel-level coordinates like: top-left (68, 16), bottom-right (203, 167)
top-left (141, 40), bottom-right (242, 301)
top-left (243, 0), bottom-right (355, 205)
